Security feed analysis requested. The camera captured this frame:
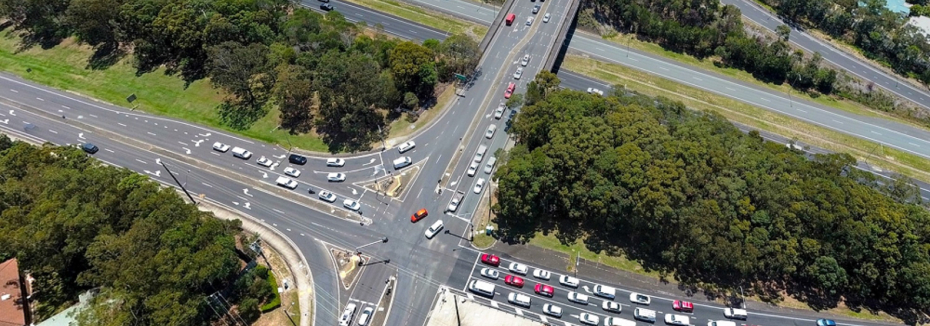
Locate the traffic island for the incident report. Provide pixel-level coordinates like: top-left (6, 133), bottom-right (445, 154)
top-left (327, 244), bottom-right (369, 290)
top-left (362, 163), bottom-right (423, 199)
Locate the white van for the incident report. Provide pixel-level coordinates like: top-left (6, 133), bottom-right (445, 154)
top-left (633, 308), bottom-right (656, 322)
top-left (231, 147), bottom-right (252, 159)
top-left (276, 176), bottom-right (298, 189)
top-left (469, 279), bottom-right (495, 297)
top-left (723, 308), bottom-right (748, 320)
top-left (707, 321), bottom-right (737, 326)
top-left (338, 303), bottom-right (357, 326)
top-left (393, 156), bottom-right (412, 169)
top-left (593, 284), bottom-right (616, 299)
top-left (604, 317), bottom-right (637, 326)
top-left (484, 157), bottom-right (497, 174)
top-left (473, 144), bottom-right (488, 163)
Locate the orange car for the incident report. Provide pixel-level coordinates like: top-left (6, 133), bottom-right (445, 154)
top-left (411, 208), bottom-right (428, 222)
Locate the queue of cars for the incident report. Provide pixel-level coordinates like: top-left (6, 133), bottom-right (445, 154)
top-left (470, 252), bottom-right (803, 326)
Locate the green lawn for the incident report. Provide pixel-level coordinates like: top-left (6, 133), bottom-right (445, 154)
top-left (0, 31), bottom-right (331, 153)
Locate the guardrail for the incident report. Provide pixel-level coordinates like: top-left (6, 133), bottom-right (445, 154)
top-left (477, 0), bottom-right (519, 54)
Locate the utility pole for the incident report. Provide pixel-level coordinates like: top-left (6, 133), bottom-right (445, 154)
top-left (377, 125), bottom-right (386, 151)
top-left (453, 294), bottom-right (462, 326)
top-left (161, 161), bottom-right (197, 205)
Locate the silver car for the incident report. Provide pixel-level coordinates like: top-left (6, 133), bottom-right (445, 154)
top-left (327, 173), bottom-right (346, 182)
top-left (343, 199), bottom-right (361, 211)
top-left (513, 67), bottom-right (523, 79)
top-left (480, 267), bottom-right (499, 280)
top-left (543, 13), bottom-right (551, 23)
top-left (473, 178), bottom-right (486, 194)
top-left (494, 105), bottom-right (505, 119)
top-left (318, 190), bottom-right (337, 202)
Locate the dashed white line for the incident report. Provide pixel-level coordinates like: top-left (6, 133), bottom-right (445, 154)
top-left (9, 89), bottom-right (17, 93)
top-left (48, 130), bottom-right (58, 134)
top-left (104, 148), bottom-right (114, 153)
top-left (658, 67), bottom-right (669, 71)
top-left (118, 123), bottom-right (127, 127)
top-left (202, 182), bottom-right (213, 188)
top-left (871, 131), bottom-right (882, 136)
top-left (831, 119), bottom-right (844, 125)
top-left (725, 87), bottom-right (735, 91)
top-left (89, 114), bottom-right (98, 118)
top-left (61, 105), bottom-right (70, 110)
top-left (135, 159), bottom-right (148, 164)
top-left (272, 208), bottom-right (285, 214)
top-left (36, 97), bottom-right (44, 101)
top-left (760, 97), bottom-right (770, 102)
top-left (796, 108), bottom-right (807, 113)
top-left (909, 142), bottom-right (921, 148)
top-left (147, 132), bottom-right (156, 136)
top-left (595, 47), bottom-right (604, 51)
top-left (692, 77), bottom-right (702, 81)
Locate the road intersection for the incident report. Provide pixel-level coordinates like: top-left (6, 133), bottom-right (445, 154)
top-left (0, 0), bottom-right (916, 326)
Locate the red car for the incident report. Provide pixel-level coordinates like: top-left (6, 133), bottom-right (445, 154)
top-left (672, 300), bottom-right (693, 313)
top-left (481, 253), bottom-right (500, 266)
top-left (411, 208), bottom-right (428, 222)
top-left (534, 283), bottom-right (554, 297)
top-left (505, 275), bottom-right (524, 288)
top-left (504, 82), bottom-right (515, 99)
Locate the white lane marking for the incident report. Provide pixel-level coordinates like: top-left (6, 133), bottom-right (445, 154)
top-left (117, 123), bottom-right (126, 127)
top-left (104, 148), bottom-right (114, 153)
top-left (135, 159), bottom-right (147, 164)
top-left (760, 97), bottom-right (770, 102)
top-left (796, 108), bottom-right (807, 113)
top-left (658, 67), bottom-right (669, 71)
top-left (872, 130), bottom-right (882, 136)
top-left (909, 142), bottom-right (921, 147)
top-left (147, 132), bottom-right (156, 136)
top-left (62, 105), bottom-right (70, 110)
top-left (692, 77), bottom-right (702, 81)
top-left (202, 182), bottom-right (213, 188)
top-left (832, 120), bottom-right (844, 125)
top-left (89, 114), bottom-right (98, 118)
top-left (78, 132), bottom-right (85, 139)
top-left (36, 97), bottom-right (44, 101)
top-left (9, 89), bottom-right (17, 93)
top-left (49, 130), bottom-right (57, 134)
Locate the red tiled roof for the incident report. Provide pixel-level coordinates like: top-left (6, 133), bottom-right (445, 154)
top-left (0, 259), bottom-right (26, 326)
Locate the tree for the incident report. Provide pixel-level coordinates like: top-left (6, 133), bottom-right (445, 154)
top-left (389, 41), bottom-right (437, 97)
top-left (438, 33), bottom-right (480, 79)
top-left (403, 92), bottom-right (419, 109)
top-left (505, 93), bottom-right (524, 109)
top-left (0, 0), bottom-right (70, 43)
top-left (64, 0), bottom-right (122, 46)
top-left (207, 42), bottom-right (275, 130)
top-left (525, 71), bottom-right (561, 105)
top-left (274, 64), bottom-right (316, 133)
top-left (776, 24), bottom-right (791, 42)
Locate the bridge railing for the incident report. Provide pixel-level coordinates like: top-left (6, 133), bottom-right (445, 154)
top-left (543, 0), bottom-right (581, 72)
top-left (477, 0), bottom-right (519, 54)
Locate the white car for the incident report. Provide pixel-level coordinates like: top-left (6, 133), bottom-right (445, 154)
top-left (578, 313), bottom-right (599, 325)
top-left (284, 167), bottom-right (301, 178)
top-left (567, 291), bottom-right (589, 304)
top-left (357, 307), bottom-right (374, 325)
top-left (212, 142), bottom-right (230, 152)
top-left (543, 12), bottom-right (550, 23)
top-left (526, 16), bottom-right (534, 26)
top-left (343, 199), bottom-right (361, 211)
top-left (447, 192), bottom-right (464, 212)
top-left (473, 178), bottom-right (486, 194)
top-left (521, 54), bottom-right (530, 66)
top-left (397, 141), bottom-right (416, 153)
top-left (542, 303), bottom-right (563, 318)
top-left (664, 314), bottom-right (689, 326)
top-left (587, 87), bottom-right (604, 96)
top-left (485, 124), bottom-right (497, 139)
top-left (602, 301), bottom-right (621, 313)
top-left (327, 173), bottom-right (346, 182)
top-left (559, 275), bottom-right (580, 288)
top-left (425, 220), bottom-right (444, 239)
top-left (532, 269), bottom-right (551, 280)
top-left (513, 67), bottom-right (523, 79)
top-left (494, 105), bottom-right (505, 119)
top-left (467, 161), bottom-right (479, 177)
top-left (723, 308), bottom-right (748, 320)
top-left (318, 190), bottom-right (337, 202)
top-left (509, 262), bottom-right (528, 275)
top-left (629, 292), bottom-right (651, 305)
top-left (256, 156), bottom-right (273, 167)
top-left (508, 292), bottom-right (531, 307)
top-left (326, 158), bottom-right (346, 167)
top-left (480, 267), bottom-right (499, 280)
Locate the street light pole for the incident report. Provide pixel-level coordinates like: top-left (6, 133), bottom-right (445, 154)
top-left (161, 161), bottom-right (197, 205)
top-left (355, 237), bottom-right (389, 255)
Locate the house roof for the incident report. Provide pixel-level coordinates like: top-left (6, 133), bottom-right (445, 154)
top-left (0, 259), bottom-right (25, 326)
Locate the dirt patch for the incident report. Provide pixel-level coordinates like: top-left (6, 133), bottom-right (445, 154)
top-left (362, 163), bottom-right (423, 198)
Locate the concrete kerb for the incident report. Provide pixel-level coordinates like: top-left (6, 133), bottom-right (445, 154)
top-left (198, 200), bottom-right (316, 326)
top-left (0, 96), bottom-right (365, 224)
top-left (0, 130), bottom-right (316, 326)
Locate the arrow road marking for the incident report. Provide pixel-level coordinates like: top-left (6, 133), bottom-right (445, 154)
top-left (155, 158), bottom-right (161, 165)
top-left (363, 158), bottom-right (376, 166)
top-left (243, 189), bottom-right (253, 197)
top-left (8, 110), bottom-right (15, 116)
top-left (192, 139), bottom-right (204, 147)
top-left (274, 154), bottom-right (286, 159)
top-left (78, 132), bottom-right (85, 139)
top-left (198, 132), bottom-right (211, 137)
top-left (350, 188), bottom-right (358, 195)
top-left (243, 202), bottom-right (251, 210)
top-left (182, 147), bottom-right (191, 154)
top-left (261, 172), bottom-right (268, 178)
top-left (0, 119), bottom-right (7, 125)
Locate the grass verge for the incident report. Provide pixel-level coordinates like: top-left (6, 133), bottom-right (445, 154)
top-left (0, 31), bottom-right (336, 152)
top-left (528, 233), bottom-right (662, 278)
top-left (344, 0), bottom-right (488, 39)
top-left (385, 83), bottom-right (455, 142)
top-left (597, 31), bottom-right (927, 129)
top-left (563, 54), bottom-right (930, 184)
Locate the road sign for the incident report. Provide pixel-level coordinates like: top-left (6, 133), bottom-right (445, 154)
top-left (454, 73), bottom-right (467, 82)
top-left (126, 93), bottom-right (137, 103)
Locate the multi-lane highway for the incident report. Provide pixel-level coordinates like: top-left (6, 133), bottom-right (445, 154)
top-left (0, 1), bottom-right (917, 326)
top-left (719, 0), bottom-right (930, 111)
top-left (310, 0), bottom-right (930, 162)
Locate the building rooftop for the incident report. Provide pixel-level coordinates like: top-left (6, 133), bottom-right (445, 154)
top-left (0, 259), bottom-right (27, 326)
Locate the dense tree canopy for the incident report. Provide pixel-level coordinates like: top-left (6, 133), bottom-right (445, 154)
top-left (495, 75), bottom-right (930, 317)
top-left (0, 138), bottom-right (242, 325)
top-left (0, 0), bottom-right (480, 151)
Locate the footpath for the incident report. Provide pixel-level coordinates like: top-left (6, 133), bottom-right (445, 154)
top-left (200, 201), bottom-right (314, 326)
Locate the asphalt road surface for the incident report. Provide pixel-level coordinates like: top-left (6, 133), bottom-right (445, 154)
top-left (0, 1), bottom-right (917, 326)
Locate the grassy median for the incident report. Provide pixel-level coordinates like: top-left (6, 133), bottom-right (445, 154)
top-left (345, 0), bottom-right (488, 40)
top-left (563, 54), bottom-right (930, 184)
